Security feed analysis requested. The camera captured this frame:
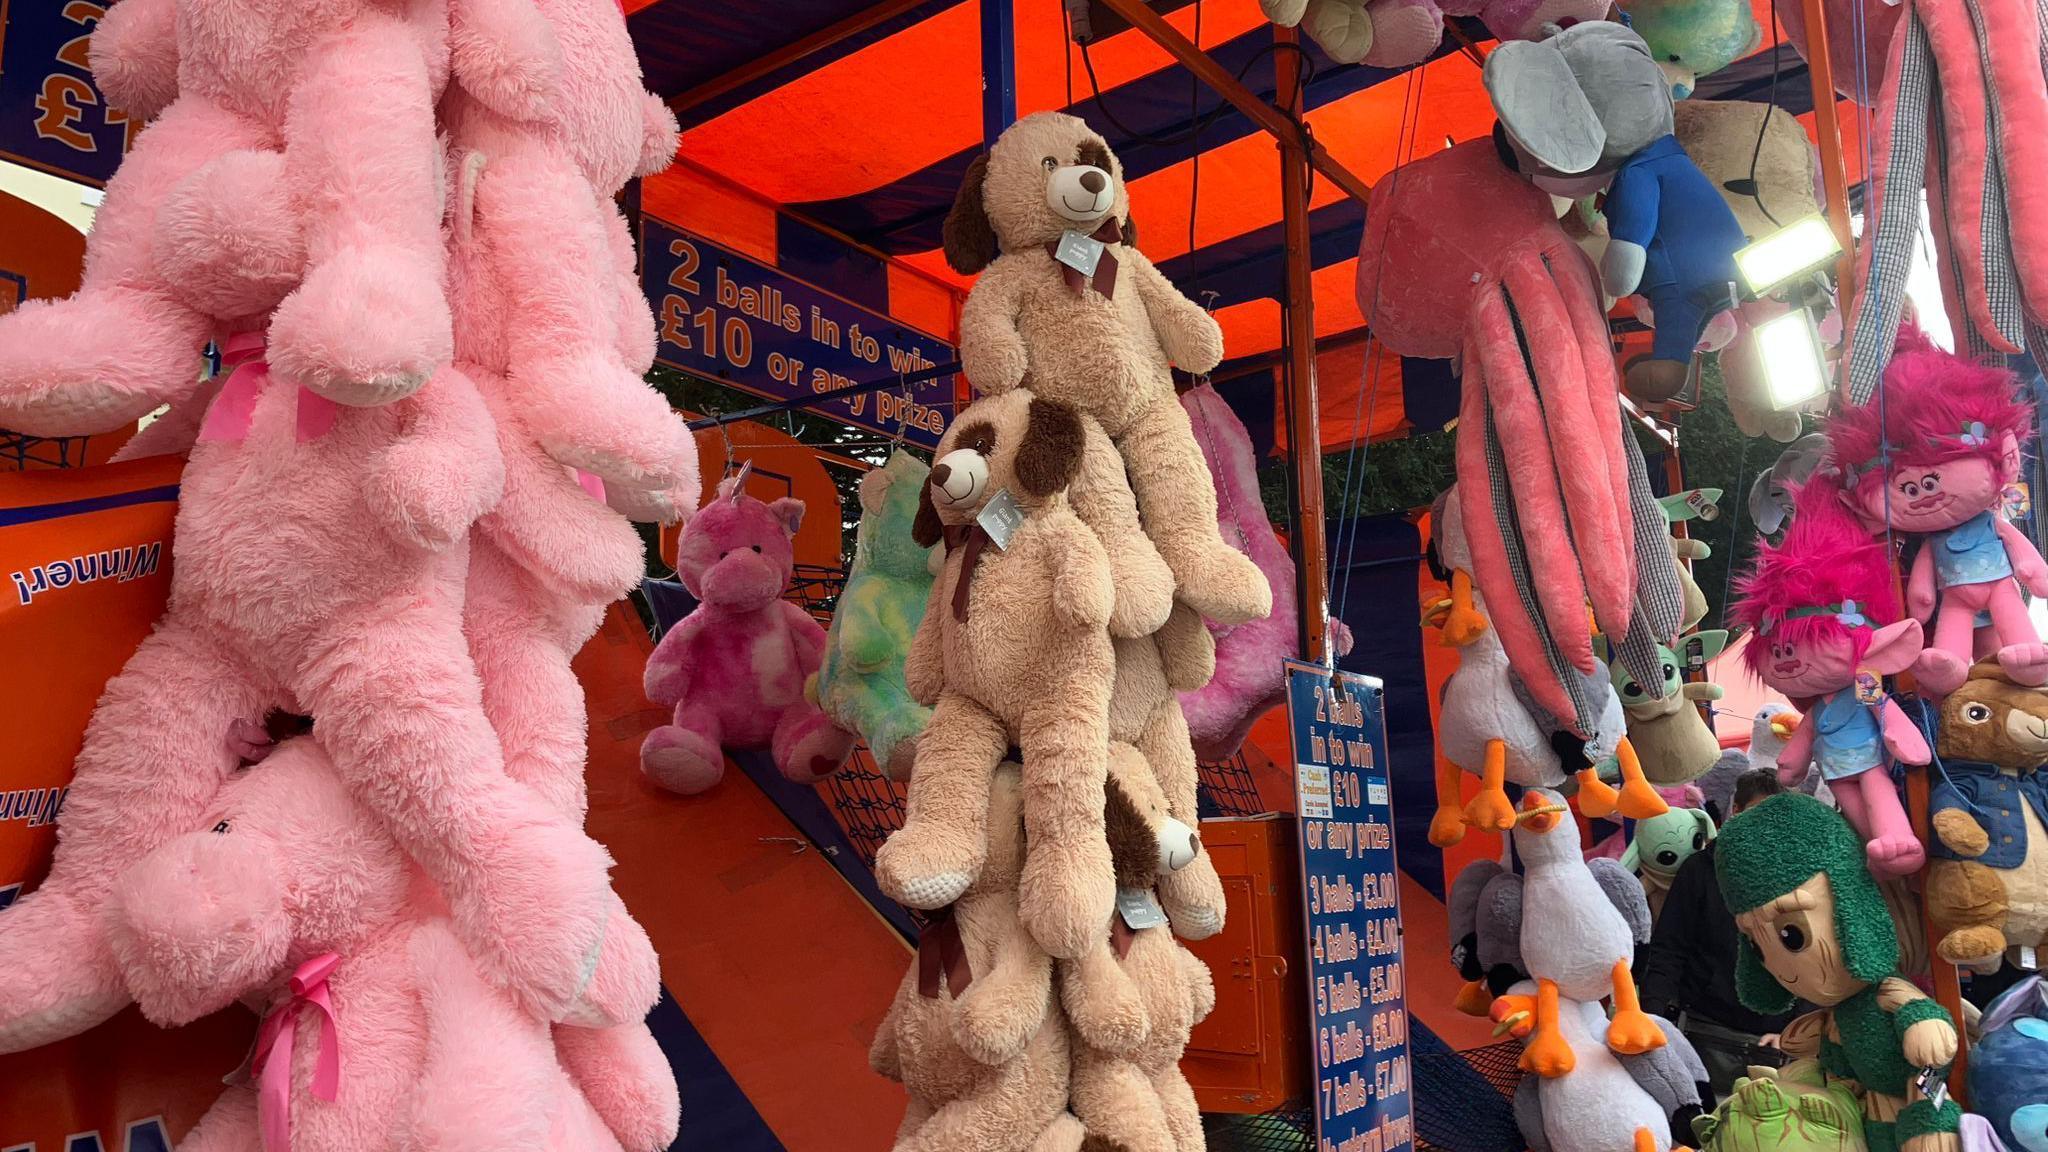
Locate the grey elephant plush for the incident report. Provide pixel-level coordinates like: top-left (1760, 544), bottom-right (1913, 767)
top-left (1485, 20), bottom-right (1747, 405)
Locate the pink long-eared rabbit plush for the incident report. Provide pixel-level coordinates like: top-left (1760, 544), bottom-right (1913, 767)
top-left (105, 737), bottom-right (630, 1152)
top-left (640, 480), bottom-right (857, 795)
top-left (0, 0), bottom-right (565, 436)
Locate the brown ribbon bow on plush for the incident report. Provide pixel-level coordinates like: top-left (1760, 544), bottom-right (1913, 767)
top-left (1110, 912), bottom-right (1138, 960)
top-left (941, 523), bottom-right (992, 622)
top-left (1043, 219), bottom-right (1123, 299)
top-left (916, 906), bottom-right (973, 999)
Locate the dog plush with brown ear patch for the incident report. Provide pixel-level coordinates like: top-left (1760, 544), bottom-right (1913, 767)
top-left (877, 389), bottom-right (1121, 961)
top-left (945, 111), bottom-right (1271, 631)
top-left (871, 761), bottom-right (1086, 1152)
top-left (1061, 743), bottom-right (1217, 1152)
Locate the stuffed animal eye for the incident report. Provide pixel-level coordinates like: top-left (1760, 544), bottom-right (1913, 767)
top-left (1666, 53), bottom-right (1681, 62)
top-left (212, 821), bottom-right (230, 834)
top-left (1041, 156), bottom-right (1058, 171)
top-left (1920, 473), bottom-right (1941, 492)
top-left (1777, 922), bottom-right (1808, 952)
top-left (1901, 481), bottom-right (1920, 497)
top-left (1964, 703), bottom-right (1993, 723)
top-left (1692, 832), bottom-right (1707, 851)
top-left (1661, 663), bottom-right (1677, 683)
top-left (750, 545), bottom-right (762, 553)
top-left (1623, 683), bottom-right (1643, 698)
top-left (1657, 850), bottom-right (1678, 866)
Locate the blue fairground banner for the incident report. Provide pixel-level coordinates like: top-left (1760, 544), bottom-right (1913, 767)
top-left (1286, 660), bottom-right (1414, 1152)
top-left (0, 0), bottom-right (136, 185)
top-left (640, 215), bottom-right (954, 448)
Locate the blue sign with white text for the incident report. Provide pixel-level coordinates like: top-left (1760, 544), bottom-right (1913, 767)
top-left (0, 0), bottom-right (135, 185)
top-left (640, 215), bottom-right (953, 448)
top-left (1287, 661), bottom-right (1414, 1152)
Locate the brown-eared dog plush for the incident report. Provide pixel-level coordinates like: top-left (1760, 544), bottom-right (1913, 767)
top-left (945, 112), bottom-right (1272, 630)
top-left (871, 762), bottom-right (1087, 1152)
top-left (1924, 660), bottom-right (2048, 971)
top-left (880, 389), bottom-right (1120, 960)
top-left (1062, 745), bottom-right (1217, 1152)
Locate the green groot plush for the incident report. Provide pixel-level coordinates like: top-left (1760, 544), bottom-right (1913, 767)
top-left (1692, 1059), bottom-right (1866, 1152)
top-left (1716, 793), bottom-right (1962, 1152)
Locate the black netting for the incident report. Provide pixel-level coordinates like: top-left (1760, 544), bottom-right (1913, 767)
top-left (1204, 1102), bottom-right (1313, 1152)
top-left (823, 746), bottom-right (906, 870)
top-left (1413, 1040), bottom-right (1526, 1152)
top-left (0, 432), bottom-right (95, 470)
top-left (1199, 748), bottom-right (1269, 818)
top-left (787, 563), bottom-right (845, 624)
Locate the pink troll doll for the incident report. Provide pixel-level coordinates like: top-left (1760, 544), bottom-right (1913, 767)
top-left (1827, 331), bottom-right (2048, 696)
top-left (1730, 482), bottom-right (1934, 875)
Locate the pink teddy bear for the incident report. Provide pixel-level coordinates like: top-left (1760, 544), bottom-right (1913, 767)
top-left (105, 737), bottom-right (632, 1152)
top-left (1827, 330), bottom-right (2048, 696)
top-left (0, 0), bottom-right (559, 435)
top-left (641, 480), bottom-right (857, 795)
top-left (1730, 483), bottom-right (1933, 876)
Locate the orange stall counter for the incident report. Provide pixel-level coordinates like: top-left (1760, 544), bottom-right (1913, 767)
top-left (1182, 813), bottom-right (1310, 1115)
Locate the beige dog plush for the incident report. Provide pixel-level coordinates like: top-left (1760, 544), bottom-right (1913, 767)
top-left (944, 112), bottom-right (1271, 631)
top-left (880, 390), bottom-right (1119, 960)
top-left (1062, 744), bottom-right (1217, 1152)
top-left (871, 762), bottom-right (1086, 1152)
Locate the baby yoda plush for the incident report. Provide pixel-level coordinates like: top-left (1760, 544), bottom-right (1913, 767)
top-left (1924, 659), bottom-right (2048, 972)
top-left (814, 451), bottom-right (936, 780)
top-left (1607, 631), bottom-right (1731, 787)
top-left (1486, 20), bottom-right (1748, 404)
top-left (1658, 488), bottom-right (1723, 632)
top-left (1717, 793), bottom-right (1963, 1152)
top-left (1625, 806), bottom-right (1717, 920)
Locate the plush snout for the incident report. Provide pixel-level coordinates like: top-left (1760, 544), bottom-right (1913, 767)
top-left (930, 449), bottom-right (990, 510)
top-left (696, 549), bottom-right (786, 609)
top-left (1160, 815), bottom-right (1200, 873)
top-left (1047, 165), bottom-right (1115, 223)
top-left (107, 832), bottom-right (292, 1026)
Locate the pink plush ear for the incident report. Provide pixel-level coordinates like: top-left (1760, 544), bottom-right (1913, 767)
top-left (857, 469), bottom-right (893, 513)
top-left (768, 497), bottom-right (805, 537)
top-left (1863, 619), bottom-right (1925, 676)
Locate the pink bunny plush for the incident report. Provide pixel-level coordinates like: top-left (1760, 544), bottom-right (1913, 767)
top-left (0, 0), bottom-right (555, 435)
top-left (1827, 331), bottom-right (2048, 696)
top-left (105, 737), bottom-right (630, 1152)
top-left (641, 480), bottom-right (856, 795)
top-left (1176, 383), bottom-right (1353, 761)
top-left (1729, 483), bottom-right (1933, 876)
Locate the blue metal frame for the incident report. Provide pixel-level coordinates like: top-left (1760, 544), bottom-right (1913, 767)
top-left (980, 0), bottom-right (1017, 142)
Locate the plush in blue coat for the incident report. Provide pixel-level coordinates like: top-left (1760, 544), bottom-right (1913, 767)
top-left (1603, 134), bottom-right (1747, 365)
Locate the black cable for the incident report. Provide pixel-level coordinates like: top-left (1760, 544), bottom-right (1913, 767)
top-left (1725, 0), bottom-right (1785, 228)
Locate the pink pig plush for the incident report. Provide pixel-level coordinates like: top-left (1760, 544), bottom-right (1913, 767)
top-left (105, 738), bottom-right (630, 1152)
top-left (1730, 483), bottom-right (1933, 876)
top-left (1176, 384), bottom-right (1353, 761)
top-left (641, 480), bottom-right (856, 795)
top-left (1827, 331), bottom-right (2048, 695)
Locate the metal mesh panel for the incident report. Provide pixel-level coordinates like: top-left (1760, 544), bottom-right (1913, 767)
top-left (1199, 749), bottom-right (1269, 818)
top-left (1204, 1103), bottom-right (1313, 1152)
top-left (1414, 1040), bottom-right (1527, 1152)
top-left (0, 432), bottom-right (96, 470)
top-left (822, 746), bottom-right (906, 870)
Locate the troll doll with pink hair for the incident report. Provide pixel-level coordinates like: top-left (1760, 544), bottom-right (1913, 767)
top-left (1731, 486), bottom-right (1932, 875)
top-left (1828, 334), bottom-right (2048, 696)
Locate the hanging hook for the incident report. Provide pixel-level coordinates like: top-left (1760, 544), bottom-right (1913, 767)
top-left (888, 368), bottom-right (912, 451)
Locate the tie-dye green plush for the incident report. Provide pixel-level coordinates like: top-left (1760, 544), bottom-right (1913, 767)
top-left (813, 451), bottom-right (936, 774)
top-left (1621, 0), bottom-right (1763, 98)
top-left (1693, 1060), bottom-right (1866, 1152)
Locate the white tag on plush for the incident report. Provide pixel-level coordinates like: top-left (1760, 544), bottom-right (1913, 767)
top-left (977, 488), bottom-right (1024, 550)
top-left (1118, 888), bottom-right (1167, 931)
top-left (1054, 230), bottom-right (1105, 278)
top-left (2021, 946), bottom-right (2040, 971)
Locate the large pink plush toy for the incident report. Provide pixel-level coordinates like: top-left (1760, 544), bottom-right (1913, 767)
top-left (1827, 332), bottom-right (2048, 696)
top-left (105, 738), bottom-right (630, 1152)
top-left (1730, 484), bottom-right (1933, 876)
top-left (1176, 383), bottom-right (1352, 761)
top-left (641, 480), bottom-right (856, 795)
top-left (0, 0), bottom-right (542, 435)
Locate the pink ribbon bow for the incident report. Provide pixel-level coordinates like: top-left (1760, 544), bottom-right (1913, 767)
top-left (198, 332), bottom-right (340, 444)
top-left (253, 951), bottom-right (342, 1152)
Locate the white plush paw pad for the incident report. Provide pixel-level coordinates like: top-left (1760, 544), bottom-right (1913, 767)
top-left (894, 871), bottom-right (972, 910)
top-left (1169, 904), bottom-right (1225, 940)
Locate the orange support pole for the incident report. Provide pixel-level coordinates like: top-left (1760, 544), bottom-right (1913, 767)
top-left (1275, 26), bottom-right (1330, 663)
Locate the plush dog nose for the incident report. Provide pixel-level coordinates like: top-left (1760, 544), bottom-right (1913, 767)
top-left (931, 463), bottom-right (952, 487)
top-left (1079, 169), bottom-right (1106, 194)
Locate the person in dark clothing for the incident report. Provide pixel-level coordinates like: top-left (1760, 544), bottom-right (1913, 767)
top-left (1638, 768), bottom-right (1803, 1094)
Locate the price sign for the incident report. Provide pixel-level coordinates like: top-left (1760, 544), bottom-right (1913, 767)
top-left (1287, 661), bottom-right (1414, 1152)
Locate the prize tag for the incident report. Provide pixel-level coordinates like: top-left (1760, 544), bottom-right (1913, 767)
top-left (1054, 230), bottom-right (1106, 278)
top-left (1915, 1067), bottom-right (1950, 1109)
top-left (1117, 888), bottom-right (1167, 931)
top-left (1853, 670), bottom-right (1885, 706)
top-left (977, 488), bottom-right (1025, 550)
top-left (1450, 941), bottom-right (1471, 972)
top-left (2020, 946), bottom-right (2039, 971)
